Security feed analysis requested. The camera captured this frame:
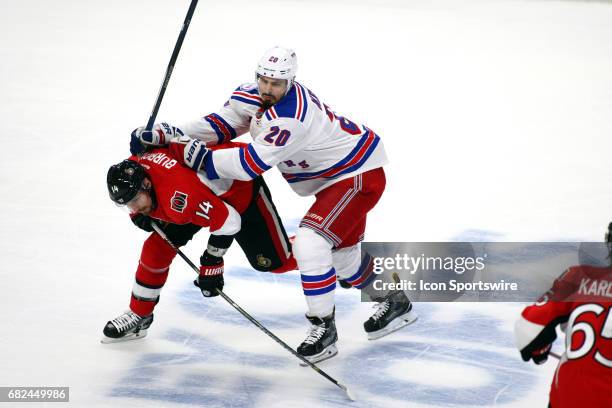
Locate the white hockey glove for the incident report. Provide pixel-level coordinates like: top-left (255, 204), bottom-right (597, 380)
top-left (130, 122), bottom-right (184, 155)
top-left (168, 135), bottom-right (210, 171)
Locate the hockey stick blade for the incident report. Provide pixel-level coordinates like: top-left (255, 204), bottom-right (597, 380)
top-left (338, 383), bottom-right (357, 401)
top-left (150, 222), bottom-right (356, 401)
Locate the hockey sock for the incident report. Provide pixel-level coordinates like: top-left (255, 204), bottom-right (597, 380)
top-left (293, 227), bottom-right (336, 317)
top-left (340, 253), bottom-right (375, 289)
top-left (130, 233), bottom-right (177, 316)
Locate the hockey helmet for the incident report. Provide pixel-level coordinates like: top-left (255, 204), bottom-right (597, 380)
top-left (606, 222), bottom-right (612, 260)
top-left (107, 160), bottom-right (146, 205)
top-left (255, 46), bottom-right (297, 94)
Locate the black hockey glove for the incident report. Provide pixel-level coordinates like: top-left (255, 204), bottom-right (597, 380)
top-left (521, 343), bottom-right (552, 365)
top-left (130, 213), bottom-right (154, 232)
top-left (194, 251), bottom-right (224, 297)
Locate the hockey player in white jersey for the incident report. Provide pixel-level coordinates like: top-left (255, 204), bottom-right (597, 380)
top-left (132, 47), bottom-right (417, 363)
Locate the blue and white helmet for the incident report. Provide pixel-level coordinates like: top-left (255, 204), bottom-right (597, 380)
top-left (255, 46), bottom-right (298, 94)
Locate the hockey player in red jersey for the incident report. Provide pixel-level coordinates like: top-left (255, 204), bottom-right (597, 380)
top-left (102, 143), bottom-right (296, 343)
top-left (514, 223), bottom-right (612, 408)
top-left (129, 47), bottom-right (417, 363)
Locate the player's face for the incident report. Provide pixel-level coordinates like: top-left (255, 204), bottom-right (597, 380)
top-left (126, 179), bottom-right (153, 215)
top-left (258, 76), bottom-right (287, 106)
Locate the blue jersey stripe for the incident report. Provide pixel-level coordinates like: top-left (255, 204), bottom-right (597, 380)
top-left (329, 137), bottom-right (380, 178)
top-left (238, 148), bottom-right (259, 179)
top-left (247, 144), bottom-right (272, 171)
top-left (297, 83), bottom-right (308, 122)
top-left (287, 132), bottom-right (371, 178)
top-left (204, 152), bottom-right (220, 180)
top-left (270, 83), bottom-right (297, 119)
top-left (204, 115), bottom-right (226, 143)
top-left (231, 95), bottom-right (261, 107)
top-left (206, 113), bottom-right (237, 140)
top-left (285, 138), bottom-right (378, 184)
top-left (215, 114), bottom-right (237, 138)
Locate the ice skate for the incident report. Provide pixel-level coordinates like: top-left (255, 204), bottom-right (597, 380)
top-left (297, 312), bottom-right (338, 365)
top-left (364, 290), bottom-right (417, 340)
top-left (101, 310), bottom-right (154, 344)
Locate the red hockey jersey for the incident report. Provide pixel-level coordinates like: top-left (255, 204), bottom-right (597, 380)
top-left (515, 265), bottom-right (612, 408)
top-left (129, 145), bottom-right (253, 235)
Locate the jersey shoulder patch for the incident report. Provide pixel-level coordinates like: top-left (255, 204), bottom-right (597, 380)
top-left (230, 83), bottom-right (261, 107)
top-left (237, 82), bottom-right (258, 92)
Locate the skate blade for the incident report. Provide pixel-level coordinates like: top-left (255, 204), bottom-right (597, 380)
top-left (299, 344), bottom-right (338, 366)
top-left (367, 311), bottom-right (418, 340)
top-left (100, 329), bottom-right (148, 344)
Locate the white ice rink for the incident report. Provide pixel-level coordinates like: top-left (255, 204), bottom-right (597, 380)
top-left (1, 0), bottom-right (612, 406)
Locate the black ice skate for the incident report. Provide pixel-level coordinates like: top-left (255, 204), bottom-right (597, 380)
top-left (364, 290), bottom-right (417, 340)
top-left (297, 312), bottom-right (338, 365)
top-left (101, 311), bottom-right (154, 344)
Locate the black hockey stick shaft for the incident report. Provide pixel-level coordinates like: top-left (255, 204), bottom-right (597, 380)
top-left (150, 222), bottom-right (355, 400)
top-left (145, 0), bottom-right (199, 131)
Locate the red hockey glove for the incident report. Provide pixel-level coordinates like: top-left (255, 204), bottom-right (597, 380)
top-left (194, 252), bottom-right (224, 297)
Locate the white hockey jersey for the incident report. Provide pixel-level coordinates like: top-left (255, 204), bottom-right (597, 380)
top-left (180, 82), bottom-right (388, 196)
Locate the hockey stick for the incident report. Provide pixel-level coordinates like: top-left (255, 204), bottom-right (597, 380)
top-left (150, 222), bottom-right (356, 401)
top-left (549, 351), bottom-right (562, 360)
top-left (145, 0), bottom-right (199, 131)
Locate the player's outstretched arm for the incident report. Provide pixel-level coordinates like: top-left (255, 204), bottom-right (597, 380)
top-left (168, 119), bottom-right (309, 181)
top-left (179, 94), bottom-right (252, 147)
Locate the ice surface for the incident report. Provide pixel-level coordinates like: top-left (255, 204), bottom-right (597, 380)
top-left (1, 0), bottom-right (611, 406)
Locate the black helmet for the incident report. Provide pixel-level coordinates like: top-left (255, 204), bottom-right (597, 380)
top-left (107, 160), bottom-right (146, 204)
top-left (606, 222), bottom-right (612, 261)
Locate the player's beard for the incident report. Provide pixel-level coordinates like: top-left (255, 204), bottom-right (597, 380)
top-left (260, 93), bottom-right (276, 110)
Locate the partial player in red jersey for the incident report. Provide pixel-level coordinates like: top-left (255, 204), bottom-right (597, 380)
top-left (514, 223), bottom-right (612, 408)
top-left (101, 144), bottom-right (296, 343)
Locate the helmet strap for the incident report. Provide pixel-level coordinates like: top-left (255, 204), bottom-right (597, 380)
top-left (284, 78), bottom-right (294, 96)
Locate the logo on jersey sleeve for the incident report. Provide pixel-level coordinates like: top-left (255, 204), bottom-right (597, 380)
top-left (239, 83), bottom-right (257, 91)
top-left (170, 191), bottom-right (188, 213)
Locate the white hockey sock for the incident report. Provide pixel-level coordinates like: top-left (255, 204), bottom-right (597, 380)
top-left (333, 244), bottom-right (362, 280)
top-left (293, 227), bottom-right (336, 318)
